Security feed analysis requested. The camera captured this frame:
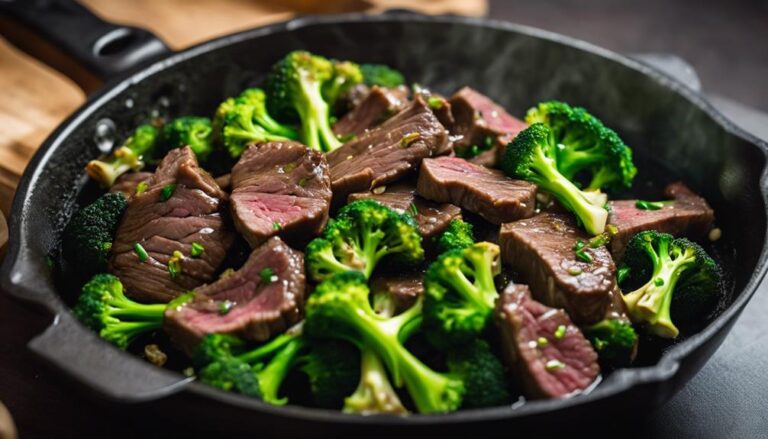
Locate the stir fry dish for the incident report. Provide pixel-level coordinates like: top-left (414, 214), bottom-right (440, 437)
top-left (60, 50), bottom-right (723, 415)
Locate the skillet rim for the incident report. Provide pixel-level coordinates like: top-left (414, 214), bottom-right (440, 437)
top-left (2, 11), bottom-right (767, 425)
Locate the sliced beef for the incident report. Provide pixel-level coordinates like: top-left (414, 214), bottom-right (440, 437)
top-left (110, 172), bottom-right (152, 198)
top-left (347, 181), bottom-right (462, 240)
top-left (214, 173), bottom-right (231, 192)
top-left (335, 83), bottom-right (371, 114)
top-left (370, 272), bottom-right (424, 314)
top-left (110, 147), bottom-right (234, 303)
top-left (448, 86), bottom-right (527, 167)
top-left (416, 156), bottom-right (536, 224)
top-left (333, 86), bottom-right (409, 137)
top-left (328, 97), bottom-right (450, 203)
top-left (495, 283), bottom-right (600, 399)
top-left (230, 141), bottom-right (331, 248)
top-left (499, 212), bottom-right (615, 324)
top-left (164, 237), bottom-right (305, 355)
top-left (607, 182), bottom-right (715, 259)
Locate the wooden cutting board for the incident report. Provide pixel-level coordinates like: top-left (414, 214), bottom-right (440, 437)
top-left (0, 0), bottom-right (486, 218)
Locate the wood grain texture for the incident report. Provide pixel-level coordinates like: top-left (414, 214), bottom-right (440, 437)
top-left (0, 0), bottom-right (486, 218)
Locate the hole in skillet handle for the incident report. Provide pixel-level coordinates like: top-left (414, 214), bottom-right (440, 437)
top-left (93, 27), bottom-right (139, 57)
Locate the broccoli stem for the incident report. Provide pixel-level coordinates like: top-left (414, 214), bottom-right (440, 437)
top-left (254, 338), bottom-right (306, 405)
top-left (623, 243), bottom-right (696, 338)
top-left (238, 332), bottom-right (300, 364)
top-left (343, 347), bottom-right (407, 414)
top-left (532, 144), bottom-right (607, 235)
top-left (296, 74), bottom-right (342, 152)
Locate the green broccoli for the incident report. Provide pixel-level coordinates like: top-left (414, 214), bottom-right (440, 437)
top-left (582, 319), bottom-right (638, 366)
top-left (213, 88), bottom-right (299, 157)
top-left (360, 64), bottom-right (406, 88)
top-left (620, 231), bottom-right (722, 338)
top-left (322, 60), bottom-right (364, 107)
top-left (343, 347), bottom-right (408, 414)
top-left (86, 124), bottom-right (158, 187)
top-left (525, 101), bottom-right (636, 192)
top-left (72, 274), bottom-right (193, 349)
top-left (299, 339), bottom-right (360, 409)
top-left (446, 339), bottom-right (511, 409)
top-left (422, 242), bottom-right (501, 350)
top-left (305, 200), bottom-right (424, 282)
top-left (435, 219), bottom-right (476, 253)
top-left (266, 51), bottom-right (342, 152)
top-left (502, 123), bottom-right (609, 235)
top-left (196, 331), bottom-right (305, 405)
top-left (157, 116), bottom-right (214, 161)
top-left (305, 272), bottom-right (464, 414)
top-left (62, 192), bottom-right (127, 278)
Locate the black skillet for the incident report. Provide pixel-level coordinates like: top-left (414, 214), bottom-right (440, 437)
top-left (1, 0), bottom-right (767, 435)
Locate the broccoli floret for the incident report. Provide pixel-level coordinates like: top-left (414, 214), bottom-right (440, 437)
top-left (436, 219), bottom-right (475, 253)
top-left (620, 231), bottom-right (722, 338)
top-left (446, 339), bottom-right (510, 409)
top-left (157, 116), bottom-right (214, 161)
top-left (62, 192), bottom-right (127, 278)
top-left (299, 339), bottom-right (360, 409)
top-left (423, 242), bottom-right (501, 350)
top-left (582, 319), bottom-right (638, 366)
top-left (213, 88), bottom-right (299, 157)
top-left (525, 101), bottom-right (636, 192)
top-left (360, 64), bottom-right (406, 88)
top-left (305, 272), bottom-right (464, 414)
top-left (72, 274), bottom-right (192, 349)
top-left (322, 60), bottom-right (364, 107)
top-left (502, 123), bottom-right (609, 235)
top-left (196, 332), bottom-right (306, 405)
top-left (266, 51), bottom-right (342, 152)
top-left (343, 347), bottom-right (407, 414)
top-left (86, 124), bottom-right (158, 187)
top-left (306, 200), bottom-right (424, 282)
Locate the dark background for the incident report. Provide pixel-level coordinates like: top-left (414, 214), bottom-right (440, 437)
top-left (490, 0), bottom-right (768, 112)
top-left (2, 1), bottom-right (768, 437)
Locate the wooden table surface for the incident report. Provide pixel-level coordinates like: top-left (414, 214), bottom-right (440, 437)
top-left (0, 0), bottom-right (485, 219)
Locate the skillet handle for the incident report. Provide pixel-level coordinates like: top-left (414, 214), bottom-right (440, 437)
top-left (0, 0), bottom-right (170, 93)
top-left (28, 311), bottom-right (193, 402)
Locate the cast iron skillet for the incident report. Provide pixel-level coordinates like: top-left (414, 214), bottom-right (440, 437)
top-left (2, 0), bottom-right (767, 434)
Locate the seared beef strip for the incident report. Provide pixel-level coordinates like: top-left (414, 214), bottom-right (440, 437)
top-left (607, 182), bottom-right (715, 259)
top-left (495, 283), bottom-right (600, 399)
top-left (348, 181), bottom-right (462, 240)
top-left (214, 173), bottom-right (231, 192)
top-left (110, 172), bottom-right (152, 198)
top-left (499, 212), bottom-right (615, 324)
top-left (230, 141), bottom-right (331, 248)
top-left (110, 147), bottom-right (234, 303)
top-left (164, 237), bottom-right (305, 355)
top-left (417, 157), bottom-right (536, 225)
top-left (449, 86), bottom-right (527, 167)
top-left (333, 86), bottom-right (409, 137)
top-left (370, 272), bottom-right (424, 315)
top-left (328, 97), bottom-right (450, 203)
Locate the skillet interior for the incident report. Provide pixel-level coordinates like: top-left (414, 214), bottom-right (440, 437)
top-left (2, 13), bottom-right (767, 432)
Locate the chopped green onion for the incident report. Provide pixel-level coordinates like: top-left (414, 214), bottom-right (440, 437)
top-left (160, 184), bottom-right (177, 201)
top-left (400, 132), bottom-right (421, 148)
top-left (537, 337), bottom-right (549, 347)
top-left (168, 250), bottom-right (183, 278)
top-left (606, 224), bottom-right (619, 236)
top-left (545, 359), bottom-right (566, 371)
top-left (588, 233), bottom-right (610, 248)
top-left (190, 242), bottom-right (204, 258)
top-left (260, 267), bottom-right (276, 283)
top-left (407, 203), bottom-right (419, 218)
top-left (567, 266), bottom-right (582, 276)
top-left (554, 324), bottom-right (567, 339)
top-left (134, 243), bottom-right (149, 262)
top-left (218, 300), bottom-right (234, 315)
top-left (272, 222), bottom-right (282, 231)
top-left (135, 181), bottom-right (149, 195)
top-left (427, 96), bottom-right (444, 109)
top-left (573, 240), bottom-right (593, 263)
top-left (654, 277), bottom-right (665, 287)
top-left (635, 200), bottom-right (671, 210)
